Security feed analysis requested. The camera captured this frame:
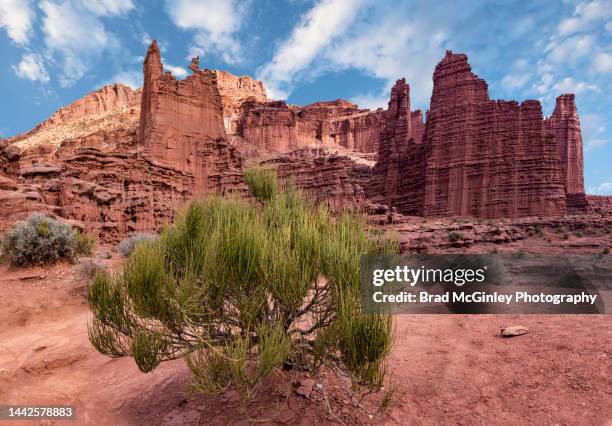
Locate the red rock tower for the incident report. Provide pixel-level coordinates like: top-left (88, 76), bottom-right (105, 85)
top-left (545, 94), bottom-right (585, 196)
top-left (372, 51), bottom-right (572, 218)
top-left (138, 41), bottom-right (244, 194)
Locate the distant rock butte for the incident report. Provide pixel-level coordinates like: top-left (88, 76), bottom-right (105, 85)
top-left (1, 43), bottom-right (608, 239)
top-left (372, 51), bottom-right (588, 218)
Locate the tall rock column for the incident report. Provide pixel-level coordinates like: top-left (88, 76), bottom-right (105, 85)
top-left (368, 79), bottom-right (413, 206)
top-left (545, 94), bottom-right (585, 196)
top-left (421, 51), bottom-right (566, 218)
top-left (138, 41), bottom-right (244, 195)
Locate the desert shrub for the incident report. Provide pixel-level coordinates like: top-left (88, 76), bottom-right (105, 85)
top-left (602, 247), bottom-right (610, 255)
top-left (1, 214), bottom-right (84, 266)
top-left (117, 233), bottom-right (158, 257)
top-left (74, 232), bottom-right (96, 257)
top-left (77, 259), bottom-right (106, 279)
top-left (448, 231), bottom-right (462, 243)
top-left (244, 167), bottom-right (277, 202)
top-left (88, 169), bottom-right (396, 407)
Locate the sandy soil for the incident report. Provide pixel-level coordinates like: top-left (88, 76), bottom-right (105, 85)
top-left (0, 258), bottom-right (610, 425)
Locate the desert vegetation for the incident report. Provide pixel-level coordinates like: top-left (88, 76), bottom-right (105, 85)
top-left (1, 213), bottom-right (94, 266)
top-left (117, 233), bottom-right (159, 257)
top-left (88, 169), bottom-right (396, 409)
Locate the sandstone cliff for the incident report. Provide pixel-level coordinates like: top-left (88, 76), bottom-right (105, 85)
top-left (8, 84), bottom-right (141, 156)
top-left (259, 148), bottom-right (370, 210)
top-left (139, 41), bottom-right (245, 195)
top-left (545, 94), bottom-right (585, 196)
top-left (371, 51), bottom-right (580, 218)
top-left (213, 70), bottom-right (267, 134)
top-left (239, 99), bottom-right (385, 155)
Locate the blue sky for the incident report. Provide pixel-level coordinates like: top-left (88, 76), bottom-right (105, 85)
top-left (1, 0), bottom-right (611, 194)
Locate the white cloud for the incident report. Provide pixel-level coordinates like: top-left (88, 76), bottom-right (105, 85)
top-left (501, 73), bottom-right (530, 91)
top-left (12, 53), bottom-right (49, 82)
top-left (165, 0), bottom-right (248, 64)
top-left (321, 5), bottom-right (451, 109)
top-left (256, 0), bottom-right (366, 99)
top-left (141, 32), bottom-right (168, 52)
top-left (39, 0), bottom-right (133, 87)
top-left (592, 182), bottom-right (612, 194)
top-left (593, 52), bottom-right (612, 73)
top-left (552, 77), bottom-right (599, 94)
top-left (606, 21), bottom-right (612, 32)
top-left (164, 64), bottom-right (188, 78)
top-left (0, 0), bottom-right (34, 45)
top-left (81, 0), bottom-right (134, 16)
top-left (104, 69), bottom-right (141, 89)
top-left (141, 31), bottom-right (152, 46)
top-left (350, 93), bottom-right (389, 110)
top-left (557, 0), bottom-right (612, 35)
top-left (545, 34), bottom-right (595, 63)
top-left (581, 113), bottom-right (608, 151)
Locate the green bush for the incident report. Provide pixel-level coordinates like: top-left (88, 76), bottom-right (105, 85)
top-left (88, 169), bottom-right (396, 406)
top-left (117, 233), bottom-right (158, 257)
top-left (74, 232), bottom-right (96, 257)
top-left (244, 167), bottom-right (277, 202)
top-left (1, 213), bottom-right (89, 266)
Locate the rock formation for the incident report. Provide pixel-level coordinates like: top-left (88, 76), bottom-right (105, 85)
top-left (368, 79), bottom-right (428, 212)
top-left (259, 148), bottom-right (370, 209)
top-left (138, 41), bottom-right (245, 195)
top-left (239, 100), bottom-right (385, 155)
top-left (214, 70), bottom-right (267, 134)
top-left (7, 84), bottom-right (141, 157)
top-left (0, 43), bottom-right (603, 238)
top-left (371, 51), bottom-right (581, 218)
top-left (545, 94), bottom-right (585, 196)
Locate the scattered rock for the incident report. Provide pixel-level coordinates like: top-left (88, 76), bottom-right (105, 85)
top-left (295, 378), bottom-right (316, 398)
top-left (501, 325), bottom-right (529, 337)
top-left (19, 273), bottom-right (47, 281)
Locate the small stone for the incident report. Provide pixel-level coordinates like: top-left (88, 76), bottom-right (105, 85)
top-left (295, 378), bottom-right (315, 398)
top-left (501, 325), bottom-right (529, 337)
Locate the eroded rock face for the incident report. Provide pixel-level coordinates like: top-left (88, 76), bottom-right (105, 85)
top-left (367, 79), bottom-right (429, 211)
top-left (1, 148), bottom-right (193, 241)
top-left (372, 51), bottom-right (579, 218)
top-left (585, 195), bottom-right (612, 215)
top-left (545, 94), bottom-right (585, 196)
top-left (214, 70), bottom-right (267, 134)
top-left (239, 100), bottom-right (384, 155)
top-left (57, 149), bottom-right (193, 241)
top-left (8, 84), bottom-right (141, 155)
top-left (139, 41), bottom-right (245, 195)
top-left (0, 44), bottom-right (595, 237)
top-left (259, 148), bottom-right (371, 210)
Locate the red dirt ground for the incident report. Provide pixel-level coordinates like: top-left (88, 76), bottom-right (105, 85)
top-left (0, 253), bottom-right (610, 425)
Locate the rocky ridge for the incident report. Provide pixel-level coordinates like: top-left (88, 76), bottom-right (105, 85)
top-left (1, 43), bottom-right (610, 241)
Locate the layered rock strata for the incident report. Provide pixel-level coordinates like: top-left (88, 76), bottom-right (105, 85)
top-left (372, 51), bottom-right (582, 218)
top-left (545, 94), bottom-right (585, 195)
top-left (239, 100), bottom-right (386, 155)
top-left (259, 148), bottom-right (371, 210)
top-left (138, 41), bottom-right (245, 195)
